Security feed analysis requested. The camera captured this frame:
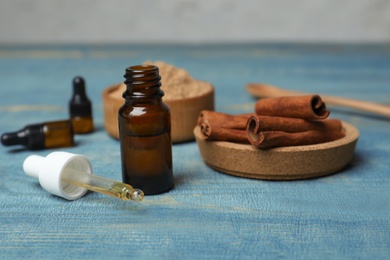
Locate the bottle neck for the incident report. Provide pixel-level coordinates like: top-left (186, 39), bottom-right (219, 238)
top-left (123, 65), bottom-right (164, 101)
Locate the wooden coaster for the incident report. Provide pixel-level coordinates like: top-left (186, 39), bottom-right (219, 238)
top-left (194, 121), bottom-right (359, 180)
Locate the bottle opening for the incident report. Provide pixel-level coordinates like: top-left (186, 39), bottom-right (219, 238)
top-left (129, 65), bottom-right (156, 72)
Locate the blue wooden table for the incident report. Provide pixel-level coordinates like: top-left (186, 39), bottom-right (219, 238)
top-left (0, 44), bottom-right (389, 259)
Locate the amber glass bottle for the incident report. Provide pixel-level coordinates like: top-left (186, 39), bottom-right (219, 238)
top-left (69, 76), bottom-right (94, 134)
top-left (118, 65), bottom-right (173, 195)
top-left (1, 120), bottom-right (74, 150)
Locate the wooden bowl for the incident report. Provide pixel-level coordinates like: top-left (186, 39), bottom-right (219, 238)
top-left (102, 82), bottom-right (214, 143)
top-left (194, 121), bottom-right (359, 180)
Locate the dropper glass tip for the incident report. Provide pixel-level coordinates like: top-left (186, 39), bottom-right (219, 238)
top-left (130, 189), bottom-right (144, 202)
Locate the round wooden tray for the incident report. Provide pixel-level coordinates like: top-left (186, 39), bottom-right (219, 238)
top-left (102, 82), bottom-right (214, 143)
top-left (194, 121), bottom-right (359, 180)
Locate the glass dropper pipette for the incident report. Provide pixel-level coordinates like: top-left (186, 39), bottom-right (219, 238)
top-left (23, 151), bottom-right (144, 202)
top-left (61, 167), bottom-right (144, 202)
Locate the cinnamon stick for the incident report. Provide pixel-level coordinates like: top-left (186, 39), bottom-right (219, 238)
top-left (255, 95), bottom-right (330, 120)
top-left (200, 121), bottom-right (249, 144)
top-left (198, 110), bottom-right (250, 130)
top-left (246, 115), bottom-right (343, 133)
top-left (247, 129), bottom-right (345, 149)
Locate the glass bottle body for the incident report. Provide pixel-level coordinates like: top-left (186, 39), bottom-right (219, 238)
top-left (43, 120), bottom-right (74, 148)
top-left (118, 65), bottom-right (173, 195)
top-left (1, 120), bottom-right (74, 150)
top-left (70, 116), bottom-right (94, 134)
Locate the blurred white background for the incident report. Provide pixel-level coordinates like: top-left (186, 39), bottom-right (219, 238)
top-left (1, 0), bottom-right (389, 44)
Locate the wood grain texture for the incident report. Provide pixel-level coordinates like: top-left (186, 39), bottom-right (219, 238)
top-left (0, 44), bottom-right (389, 259)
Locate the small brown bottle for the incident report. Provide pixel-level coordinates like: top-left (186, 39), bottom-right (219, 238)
top-left (69, 76), bottom-right (94, 134)
top-left (118, 65), bottom-right (173, 195)
top-left (1, 120), bottom-right (74, 150)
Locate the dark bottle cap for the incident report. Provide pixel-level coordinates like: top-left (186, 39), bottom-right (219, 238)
top-left (1, 123), bottom-right (45, 150)
top-left (69, 76), bottom-right (92, 117)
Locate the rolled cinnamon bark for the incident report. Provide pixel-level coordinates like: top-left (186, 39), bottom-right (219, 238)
top-left (255, 95), bottom-right (330, 120)
top-left (247, 115), bottom-right (343, 133)
top-left (198, 110), bottom-right (250, 130)
top-left (247, 129), bottom-right (345, 149)
top-left (200, 121), bottom-right (249, 144)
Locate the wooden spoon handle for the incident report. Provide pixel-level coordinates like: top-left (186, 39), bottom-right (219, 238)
top-left (246, 83), bottom-right (390, 118)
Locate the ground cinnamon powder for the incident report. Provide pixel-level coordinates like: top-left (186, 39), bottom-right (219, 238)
top-left (110, 61), bottom-right (209, 100)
